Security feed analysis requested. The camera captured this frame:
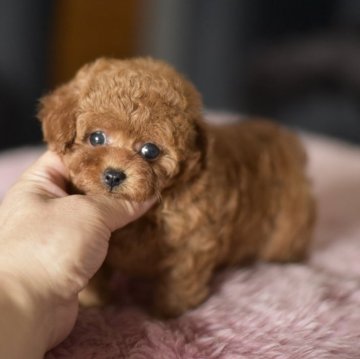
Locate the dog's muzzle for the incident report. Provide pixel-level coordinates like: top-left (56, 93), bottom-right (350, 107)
top-left (103, 168), bottom-right (126, 190)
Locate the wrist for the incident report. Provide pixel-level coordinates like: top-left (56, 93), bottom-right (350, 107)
top-left (0, 271), bottom-right (52, 358)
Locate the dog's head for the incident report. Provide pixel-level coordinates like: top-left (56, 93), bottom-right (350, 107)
top-left (38, 58), bottom-right (207, 201)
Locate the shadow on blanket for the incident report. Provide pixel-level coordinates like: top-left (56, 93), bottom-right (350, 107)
top-left (0, 129), bottom-right (359, 359)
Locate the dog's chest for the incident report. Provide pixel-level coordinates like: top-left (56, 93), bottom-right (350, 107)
top-left (105, 215), bottom-right (166, 276)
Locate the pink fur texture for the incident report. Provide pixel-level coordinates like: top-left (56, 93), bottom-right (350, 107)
top-left (1, 116), bottom-right (359, 358)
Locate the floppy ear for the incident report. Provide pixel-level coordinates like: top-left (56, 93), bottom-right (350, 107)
top-left (38, 81), bottom-right (79, 154)
top-left (181, 78), bottom-right (209, 170)
top-left (177, 119), bottom-right (209, 185)
top-left (193, 120), bottom-right (209, 171)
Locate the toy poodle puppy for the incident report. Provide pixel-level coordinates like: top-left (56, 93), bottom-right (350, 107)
top-left (38, 57), bottom-right (315, 317)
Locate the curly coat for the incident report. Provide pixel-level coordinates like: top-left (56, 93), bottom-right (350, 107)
top-left (39, 57), bottom-right (315, 316)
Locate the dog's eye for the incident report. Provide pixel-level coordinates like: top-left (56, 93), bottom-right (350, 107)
top-left (140, 143), bottom-right (160, 160)
top-left (89, 131), bottom-right (106, 146)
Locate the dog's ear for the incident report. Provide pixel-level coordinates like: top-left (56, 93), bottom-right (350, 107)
top-left (179, 120), bottom-right (209, 184)
top-left (193, 120), bottom-right (208, 171)
top-left (38, 81), bottom-right (79, 154)
top-left (181, 79), bottom-right (208, 170)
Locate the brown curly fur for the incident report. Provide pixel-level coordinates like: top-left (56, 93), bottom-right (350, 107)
top-left (38, 57), bottom-right (315, 317)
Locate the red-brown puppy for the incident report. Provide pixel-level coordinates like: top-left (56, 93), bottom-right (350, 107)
top-left (39, 57), bottom-right (315, 317)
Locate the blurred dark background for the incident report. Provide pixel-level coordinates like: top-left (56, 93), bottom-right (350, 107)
top-left (0, 0), bottom-right (359, 151)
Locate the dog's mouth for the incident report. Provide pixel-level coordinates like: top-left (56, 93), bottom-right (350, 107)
top-left (66, 177), bottom-right (125, 198)
top-left (105, 187), bottom-right (125, 197)
top-left (104, 184), bottom-right (122, 195)
top-left (68, 164), bottom-right (158, 202)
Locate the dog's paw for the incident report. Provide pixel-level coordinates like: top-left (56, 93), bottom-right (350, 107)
top-left (78, 286), bottom-right (109, 307)
top-left (153, 284), bottom-right (209, 318)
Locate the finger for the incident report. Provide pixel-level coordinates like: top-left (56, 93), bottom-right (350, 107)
top-left (12, 151), bottom-right (69, 199)
top-left (82, 195), bottom-right (157, 232)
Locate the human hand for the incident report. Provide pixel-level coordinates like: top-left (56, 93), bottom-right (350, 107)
top-left (0, 151), bottom-right (154, 358)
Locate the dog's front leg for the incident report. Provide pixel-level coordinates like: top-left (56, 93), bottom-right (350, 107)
top-left (154, 249), bottom-right (217, 317)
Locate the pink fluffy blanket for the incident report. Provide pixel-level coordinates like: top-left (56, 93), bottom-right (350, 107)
top-left (0, 132), bottom-right (359, 359)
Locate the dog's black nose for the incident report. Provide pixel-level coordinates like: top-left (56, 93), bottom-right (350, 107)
top-left (103, 168), bottom-right (126, 189)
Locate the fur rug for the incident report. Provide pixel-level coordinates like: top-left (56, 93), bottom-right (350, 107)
top-left (0, 127), bottom-right (359, 358)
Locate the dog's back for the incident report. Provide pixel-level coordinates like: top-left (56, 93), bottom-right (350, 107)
top-left (206, 120), bottom-right (315, 265)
